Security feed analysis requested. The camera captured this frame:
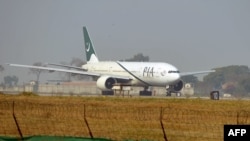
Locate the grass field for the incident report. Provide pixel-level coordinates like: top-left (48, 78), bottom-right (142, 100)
top-left (0, 94), bottom-right (250, 141)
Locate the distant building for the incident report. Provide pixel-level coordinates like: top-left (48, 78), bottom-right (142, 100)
top-left (29, 80), bottom-right (37, 85)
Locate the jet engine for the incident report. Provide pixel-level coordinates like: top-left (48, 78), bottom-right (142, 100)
top-left (96, 76), bottom-right (116, 90)
top-left (173, 80), bottom-right (184, 91)
top-left (167, 80), bottom-right (184, 92)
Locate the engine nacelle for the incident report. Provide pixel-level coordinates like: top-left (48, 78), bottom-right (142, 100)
top-left (96, 76), bottom-right (116, 90)
top-left (167, 80), bottom-right (184, 92)
top-left (173, 80), bottom-right (184, 91)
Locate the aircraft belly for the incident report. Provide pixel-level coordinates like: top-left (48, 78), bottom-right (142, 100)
top-left (126, 76), bottom-right (164, 87)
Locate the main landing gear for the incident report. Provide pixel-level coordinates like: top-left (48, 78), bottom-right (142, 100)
top-left (166, 86), bottom-right (181, 96)
top-left (139, 87), bottom-right (152, 96)
top-left (166, 85), bottom-right (172, 96)
top-left (166, 91), bottom-right (172, 96)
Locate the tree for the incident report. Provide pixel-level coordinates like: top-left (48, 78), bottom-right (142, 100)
top-left (203, 65), bottom-right (249, 88)
top-left (203, 69), bottom-right (224, 89)
top-left (29, 62), bottom-right (47, 83)
top-left (181, 75), bottom-right (199, 84)
top-left (239, 77), bottom-right (250, 94)
top-left (12, 75), bottom-right (19, 86)
top-left (4, 75), bottom-right (18, 87)
top-left (70, 58), bottom-right (88, 80)
top-left (0, 65), bottom-right (4, 72)
top-left (70, 57), bottom-right (86, 67)
top-left (58, 61), bottom-right (72, 82)
top-left (203, 65), bottom-right (250, 96)
top-left (70, 58), bottom-right (89, 80)
top-left (58, 58), bottom-right (87, 81)
top-left (124, 53), bottom-right (149, 62)
top-left (4, 76), bottom-right (12, 87)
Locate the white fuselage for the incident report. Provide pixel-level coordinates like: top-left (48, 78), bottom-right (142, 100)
top-left (82, 61), bottom-right (181, 87)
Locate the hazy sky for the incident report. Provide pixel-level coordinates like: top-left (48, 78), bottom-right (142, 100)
top-left (0, 0), bottom-right (250, 83)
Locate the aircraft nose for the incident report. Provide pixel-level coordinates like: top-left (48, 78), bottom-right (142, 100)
top-left (173, 73), bottom-right (181, 81)
top-left (168, 70), bottom-right (181, 83)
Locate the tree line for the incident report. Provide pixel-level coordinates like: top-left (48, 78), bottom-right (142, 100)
top-left (182, 65), bottom-right (250, 97)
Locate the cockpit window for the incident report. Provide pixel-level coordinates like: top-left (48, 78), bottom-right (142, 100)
top-left (168, 70), bottom-right (180, 73)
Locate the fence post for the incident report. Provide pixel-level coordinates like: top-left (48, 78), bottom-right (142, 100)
top-left (160, 107), bottom-right (168, 141)
top-left (237, 111), bottom-right (239, 125)
top-left (84, 104), bottom-right (93, 138)
top-left (12, 101), bottom-right (23, 140)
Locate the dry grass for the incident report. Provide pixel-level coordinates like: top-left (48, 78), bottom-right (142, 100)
top-left (0, 94), bottom-right (250, 141)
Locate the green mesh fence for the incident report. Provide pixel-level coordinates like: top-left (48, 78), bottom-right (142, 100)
top-left (0, 136), bottom-right (113, 141)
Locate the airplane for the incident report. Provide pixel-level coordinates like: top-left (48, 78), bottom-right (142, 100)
top-left (7, 26), bottom-right (215, 96)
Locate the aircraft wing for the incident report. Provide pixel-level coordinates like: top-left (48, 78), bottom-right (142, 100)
top-left (7, 63), bottom-right (100, 76)
top-left (46, 63), bottom-right (87, 71)
top-left (180, 70), bottom-right (215, 77)
top-left (7, 63), bottom-right (131, 80)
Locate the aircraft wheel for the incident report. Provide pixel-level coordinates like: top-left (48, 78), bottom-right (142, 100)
top-left (139, 90), bottom-right (152, 96)
top-left (166, 91), bottom-right (171, 96)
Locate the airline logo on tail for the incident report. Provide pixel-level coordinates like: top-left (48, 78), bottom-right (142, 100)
top-left (83, 27), bottom-right (99, 63)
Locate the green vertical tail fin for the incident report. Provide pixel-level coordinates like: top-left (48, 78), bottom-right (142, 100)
top-left (83, 26), bottom-right (99, 63)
